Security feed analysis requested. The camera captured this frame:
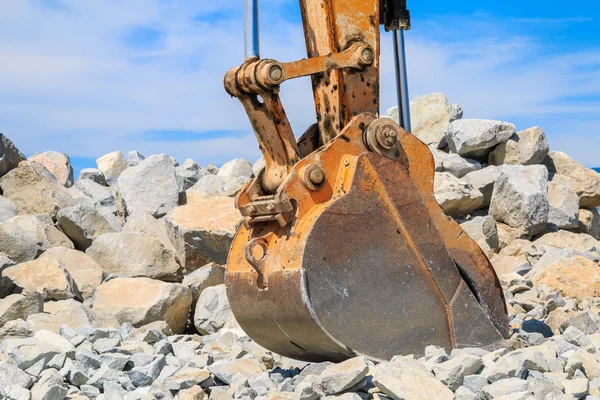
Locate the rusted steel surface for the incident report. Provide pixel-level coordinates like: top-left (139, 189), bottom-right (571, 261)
top-left (226, 115), bottom-right (509, 361)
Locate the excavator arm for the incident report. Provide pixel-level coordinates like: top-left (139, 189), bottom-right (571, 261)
top-left (223, 0), bottom-right (509, 362)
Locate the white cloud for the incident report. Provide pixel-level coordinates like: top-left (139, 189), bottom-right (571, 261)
top-left (0, 1), bottom-right (598, 168)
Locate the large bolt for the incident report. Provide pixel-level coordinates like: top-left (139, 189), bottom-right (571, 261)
top-left (303, 164), bottom-right (326, 191)
top-left (268, 64), bottom-right (283, 83)
top-left (361, 48), bottom-right (374, 63)
top-left (376, 126), bottom-right (398, 150)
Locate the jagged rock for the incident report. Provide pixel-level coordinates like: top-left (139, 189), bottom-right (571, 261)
top-left (489, 165), bottom-right (549, 235)
top-left (73, 179), bottom-right (118, 214)
top-left (0, 161), bottom-right (75, 219)
top-left (0, 196), bottom-right (17, 224)
top-left (0, 134), bottom-right (26, 178)
top-left (432, 354), bottom-right (483, 391)
top-left (208, 359), bottom-right (263, 385)
top-left (31, 369), bottom-right (68, 400)
top-left (545, 152), bottom-right (600, 207)
top-left (434, 172), bottom-right (484, 217)
top-left (0, 319), bottom-right (33, 340)
top-left (446, 119), bottom-right (516, 158)
top-left (490, 254), bottom-right (531, 276)
top-left (178, 385), bottom-right (206, 400)
top-left (489, 126), bottom-right (549, 166)
top-left (2, 257), bottom-right (81, 301)
top-left (482, 378), bottom-right (529, 399)
top-left (460, 216), bottom-right (499, 256)
top-left (187, 175), bottom-right (247, 198)
top-left (78, 168), bottom-right (106, 185)
top-left (93, 277), bottom-right (192, 334)
top-left (39, 247), bottom-right (104, 299)
top-left (117, 154), bottom-right (179, 218)
top-left (96, 151), bottom-right (128, 186)
top-left (0, 294), bottom-right (43, 328)
top-left (547, 180), bottom-right (580, 230)
top-left (462, 166), bottom-right (503, 207)
top-left (86, 232), bottom-right (182, 281)
top-left (578, 208), bottom-right (600, 240)
top-left (0, 215), bottom-right (74, 263)
top-left (562, 376), bottom-right (589, 398)
top-left (1, 330), bottom-right (72, 370)
top-left (122, 211), bottom-right (177, 256)
top-left (127, 151), bottom-right (146, 167)
top-left (217, 158), bottom-right (253, 179)
top-left (0, 253), bottom-right (15, 297)
top-left (441, 154), bottom-right (482, 178)
top-left (176, 159), bottom-right (210, 193)
top-left (486, 349), bottom-right (548, 382)
top-left (532, 256), bottom-right (600, 301)
top-left (57, 200), bottom-right (122, 250)
top-left (319, 357), bottom-right (368, 395)
top-left (182, 262), bottom-right (225, 317)
top-left (533, 230), bottom-right (600, 253)
top-left (373, 359), bottom-right (454, 400)
top-left (497, 223), bottom-right (531, 250)
top-left (27, 300), bottom-right (118, 333)
top-left (389, 92), bottom-right (463, 148)
top-left (526, 246), bottom-right (579, 278)
top-left (165, 196), bottom-right (240, 272)
top-left (194, 285), bottom-right (231, 335)
top-left (0, 360), bottom-right (33, 388)
top-left (166, 367), bottom-right (210, 391)
top-left (28, 151), bottom-right (74, 188)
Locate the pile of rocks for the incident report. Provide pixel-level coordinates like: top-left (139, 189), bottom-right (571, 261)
top-left (0, 91), bottom-right (598, 400)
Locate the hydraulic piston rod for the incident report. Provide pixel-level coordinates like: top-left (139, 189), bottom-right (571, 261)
top-left (244, 0), bottom-right (260, 59)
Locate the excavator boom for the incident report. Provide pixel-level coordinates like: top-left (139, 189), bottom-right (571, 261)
top-left (223, 0), bottom-right (509, 362)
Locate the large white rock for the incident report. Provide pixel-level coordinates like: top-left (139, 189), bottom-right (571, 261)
top-left (187, 175), bottom-right (247, 198)
top-left (2, 257), bottom-right (81, 301)
top-left (96, 151), bottom-right (128, 186)
top-left (193, 285), bottom-right (231, 335)
top-left (78, 168), bottom-right (106, 185)
top-left (0, 294), bottom-right (43, 328)
top-left (441, 154), bottom-right (482, 178)
top-left (532, 230), bottom-right (600, 253)
top-left (446, 119), bottom-right (516, 157)
top-left (0, 196), bottom-right (17, 224)
top-left (389, 93), bottom-right (463, 148)
top-left (26, 299), bottom-right (118, 333)
top-left (117, 154), bottom-right (179, 218)
top-left (166, 196), bottom-right (241, 272)
top-left (57, 199), bottom-right (122, 250)
top-left (73, 179), bottom-right (118, 214)
top-left (28, 151), bottom-right (74, 188)
top-left (86, 232), bottom-right (183, 282)
top-left (176, 158), bottom-right (210, 193)
top-left (434, 172), bottom-right (484, 217)
top-left (182, 262), bottom-right (225, 308)
top-left (463, 166), bottom-right (503, 207)
top-left (0, 161), bottom-right (75, 220)
top-left (92, 277), bottom-right (192, 334)
top-left (122, 210), bottom-right (178, 256)
top-left (39, 247), bottom-right (104, 300)
top-left (489, 165), bottom-right (549, 235)
top-left (578, 208), bottom-right (600, 240)
top-left (0, 214), bottom-right (74, 263)
top-left (547, 180), bottom-right (580, 230)
top-left (460, 216), bottom-right (499, 256)
top-left (319, 357), bottom-right (369, 395)
top-left (0, 134), bottom-right (26, 178)
top-left (127, 150), bottom-right (146, 166)
top-left (488, 126), bottom-right (549, 166)
top-left (217, 158), bottom-right (253, 179)
top-left (544, 152), bottom-right (600, 207)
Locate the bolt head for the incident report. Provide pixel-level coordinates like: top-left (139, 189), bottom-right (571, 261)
top-left (376, 126), bottom-right (398, 150)
top-left (309, 168), bottom-right (325, 185)
top-left (361, 48), bottom-right (374, 63)
top-left (269, 65), bottom-right (283, 82)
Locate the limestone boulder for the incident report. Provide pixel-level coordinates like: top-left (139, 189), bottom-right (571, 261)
top-left (497, 223), bottom-right (532, 250)
top-left (433, 172), bottom-right (484, 217)
top-left (0, 196), bottom-right (17, 224)
top-left (127, 150), bottom-right (146, 166)
top-left (388, 92), bottom-right (463, 148)
top-left (122, 210), bottom-right (177, 255)
top-left (0, 333), bottom-right (66, 370)
top-left (57, 200), bottom-right (122, 250)
top-left (0, 134), bottom-right (26, 178)
top-left (0, 253), bottom-right (15, 297)
top-left (28, 151), bottom-right (74, 187)
top-left (491, 254), bottom-right (531, 276)
top-left (92, 277), bottom-right (192, 334)
top-left (446, 119), bottom-right (516, 158)
top-left (544, 152), bottom-right (600, 207)
top-left (193, 284), bottom-right (231, 335)
top-left (176, 158), bottom-right (210, 193)
top-left (0, 161), bottom-right (75, 219)
top-left (2, 257), bottom-right (81, 301)
top-left (319, 357), bottom-right (369, 395)
top-left (0, 214), bottom-right (74, 263)
top-left (441, 154), bottom-right (482, 178)
top-left (578, 208), bottom-right (600, 240)
top-left (86, 232), bottom-right (182, 282)
top-left (533, 230), bottom-right (599, 253)
top-left (463, 166), bottom-right (503, 207)
top-left (186, 175), bottom-right (247, 199)
top-left (547, 180), bottom-right (580, 230)
top-left (96, 151), bottom-right (128, 186)
top-left (73, 179), bottom-right (118, 214)
top-left (26, 300), bottom-right (118, 333)
top-left (488, 126), bottom-right (549, 166)
top-left (532, 256), bottom-right (600, 301)
top-left (182, 262), bottom-right (225, 308)
top-left (78, 168), bottom-right (106, 185)
top-left (217, 158), bottom-right (253, 179)
top-left (0, 294), bottom-right (43, 328)
top-left (166, 196), bottom-right (241, 272)
top-left (460, 216), bottom-right (499, 256)
top-left (489, 165), bottom-right (549, 235)
top-left (117, 154), bottom-right (179, 218)
top-left (39, 247), bottom-right (104, 299)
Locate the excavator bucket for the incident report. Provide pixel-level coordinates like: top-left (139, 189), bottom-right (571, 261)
top-left (223, 0), bottom-right (509, 362)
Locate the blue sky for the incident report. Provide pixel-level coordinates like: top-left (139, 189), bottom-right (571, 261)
top-left (0, 0), bottom-right (598, 178)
